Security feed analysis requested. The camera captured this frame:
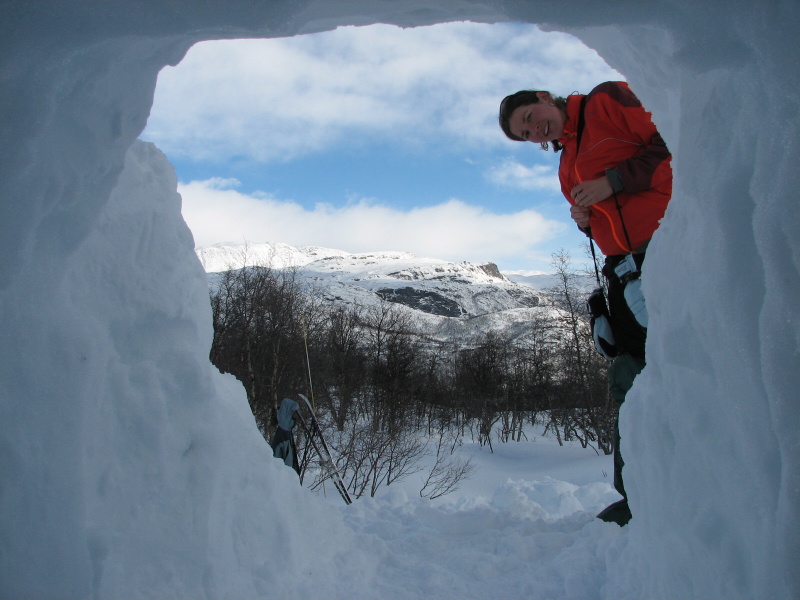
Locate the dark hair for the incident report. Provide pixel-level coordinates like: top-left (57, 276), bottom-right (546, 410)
top-left (498, 90), bottom-right (567, 152)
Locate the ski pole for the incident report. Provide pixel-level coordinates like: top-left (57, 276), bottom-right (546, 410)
top-left (301, 317), bottom-right (315, 409)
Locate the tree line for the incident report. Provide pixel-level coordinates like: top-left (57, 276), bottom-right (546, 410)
top-left (208, 250), bottom-right (614, 499)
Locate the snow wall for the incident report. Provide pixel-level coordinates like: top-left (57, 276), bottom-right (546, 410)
top-left (1, 1), bottom-right (797, 598)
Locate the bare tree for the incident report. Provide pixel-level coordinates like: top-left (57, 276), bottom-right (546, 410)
top-left (419, 429), bottom-right (475, 500)
top-left (317, 416), bottom-right (426, 499)
top-left (455, 331), bottom-right (509, 450)
top-left (209, 262), bottom-right (313, 436)
top-left (544, 250), bottom-right (614, 453)
top-left (315, 304), bottom-right (367, 430)
top-left (362, 298), bottom-right (422, 433)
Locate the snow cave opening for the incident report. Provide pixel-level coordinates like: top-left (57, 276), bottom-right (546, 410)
top-left (6, 2), bottom-right (799, 599)
top-left (141, 22), bottom-right (631, 274)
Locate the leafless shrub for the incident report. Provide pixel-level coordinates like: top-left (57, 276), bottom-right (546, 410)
top-left (419, 430), bottom-right (475, 500)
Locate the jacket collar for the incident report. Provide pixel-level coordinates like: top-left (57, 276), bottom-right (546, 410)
top-left (558, 94), bottom-right (585, 147)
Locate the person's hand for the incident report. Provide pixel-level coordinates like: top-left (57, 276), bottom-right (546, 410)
top-left (570, 204), bottom-right (592, 228)
top-left (570, 176), bottom-right (613, 207)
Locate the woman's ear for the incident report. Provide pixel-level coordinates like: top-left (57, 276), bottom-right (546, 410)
top-left (536, 91), bottom-right (552, 103)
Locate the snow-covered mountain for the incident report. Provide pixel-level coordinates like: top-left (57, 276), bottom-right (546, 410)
top-left (504, 269), bottom-right (577, 291)
top-left (198, 242), bottom-right (558, 346)
top-left (197, 241), bottom-right (351, 273)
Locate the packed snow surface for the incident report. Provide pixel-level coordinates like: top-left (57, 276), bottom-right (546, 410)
top-left (1, 2), bottom-right (799, 599)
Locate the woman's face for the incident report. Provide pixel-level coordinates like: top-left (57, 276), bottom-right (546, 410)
top-left (507, 93), bottom-right (565, 144)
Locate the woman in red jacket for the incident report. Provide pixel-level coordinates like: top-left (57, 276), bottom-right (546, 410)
top-left (499, 81), bottom-right (672, 526)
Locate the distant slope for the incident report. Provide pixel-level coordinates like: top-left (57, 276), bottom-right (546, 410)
top-left (196, 242), bottom-right (584, 347)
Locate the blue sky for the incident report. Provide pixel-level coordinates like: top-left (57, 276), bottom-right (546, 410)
top-left (142, 22), bottom-right (620, 272)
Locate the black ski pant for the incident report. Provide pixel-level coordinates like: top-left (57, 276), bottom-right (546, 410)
top-left (604, 252), bottom-right (648, 500)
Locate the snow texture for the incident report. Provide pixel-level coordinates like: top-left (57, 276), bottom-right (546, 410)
top-left (1, 1), bottom-right (798, 599)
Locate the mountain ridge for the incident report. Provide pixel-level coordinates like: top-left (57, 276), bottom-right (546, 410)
top-left (196, 242), bottom-right (592, 348)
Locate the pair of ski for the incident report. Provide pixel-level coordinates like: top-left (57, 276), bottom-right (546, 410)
top-left (295, 394), bottom-right (352, 505)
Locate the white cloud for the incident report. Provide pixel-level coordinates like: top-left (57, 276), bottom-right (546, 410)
top-left (145, 22), bottom-right (621, 163)
top-left (202, 177), bottom-right (241, 190)
top-left (485, 160), bottom-right (561, 192)
top-left (180, 179), bottom-right (567, 268)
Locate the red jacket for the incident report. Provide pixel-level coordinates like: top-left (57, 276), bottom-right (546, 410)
top-left (558, 81), bottom-right (672, 256)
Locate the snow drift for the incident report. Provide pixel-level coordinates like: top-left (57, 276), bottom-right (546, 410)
top-left (1, 1), bottom-right (798, 598)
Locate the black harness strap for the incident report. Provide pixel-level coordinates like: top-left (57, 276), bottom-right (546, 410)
top-left (573, 96), bottom-right (605, 287)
